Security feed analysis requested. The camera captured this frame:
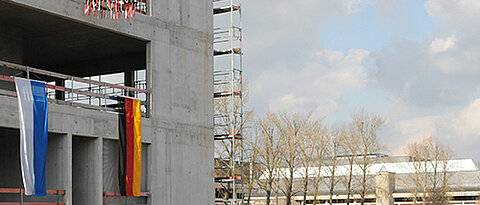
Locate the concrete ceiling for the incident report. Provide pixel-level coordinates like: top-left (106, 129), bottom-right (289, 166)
top-left (0, 1), bottom-right (147, 77)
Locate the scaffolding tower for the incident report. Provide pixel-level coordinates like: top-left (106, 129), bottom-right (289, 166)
top-left (213, 0), bottom-right (244, 204)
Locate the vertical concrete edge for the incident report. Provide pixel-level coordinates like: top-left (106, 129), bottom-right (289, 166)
top-left (64, 132), bottom-right (72, 205)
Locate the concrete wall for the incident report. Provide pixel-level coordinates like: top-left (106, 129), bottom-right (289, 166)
top-left (0, 0), bottom-right (213, 205)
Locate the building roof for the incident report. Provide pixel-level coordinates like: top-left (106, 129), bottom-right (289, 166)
top-left (260, 157), bottom-right (478, 179)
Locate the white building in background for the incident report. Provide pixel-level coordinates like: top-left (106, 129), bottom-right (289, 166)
top-left (252, 155), bottom-right (480, 205)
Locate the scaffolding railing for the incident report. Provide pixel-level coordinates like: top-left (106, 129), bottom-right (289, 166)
top-left (0, 188), bottom-right (66, 205)
top-left (0, 60), bottom-right (149, 116)
top-left (102, 191), bottom-right (150, 205)
top-left (213, 0), bottom-right (245, 204)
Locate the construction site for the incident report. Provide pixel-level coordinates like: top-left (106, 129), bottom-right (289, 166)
top-left (0, 0), bottom-right (221, 204)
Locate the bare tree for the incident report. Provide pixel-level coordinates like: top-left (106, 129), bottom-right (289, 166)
top-left (350, 109), bottom-right (386, 205)
top-left (254, 115), bottom-right (281, 205)
top-left (310, 126), bottom-right (328, 205)
top-left (272, 112), bottom-right (309, 205)
top-left (405, 137), bottom-right (454, 205)
top-left (340, 125), bottom-right (359, 205)
top-left (324, 130), bottom-right (342, 205)
top-left (298, 119), bottom-right (325, 205)
top-left (243, 132), bottom-right (260, 204)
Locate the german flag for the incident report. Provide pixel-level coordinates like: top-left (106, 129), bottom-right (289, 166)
top-left (118, 98), bottom-right (142, 196)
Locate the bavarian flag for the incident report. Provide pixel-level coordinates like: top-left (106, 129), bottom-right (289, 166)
top-left (118, 97), bottom-right (142, 196)
top-left (14, 77), bottom-right (48, 196)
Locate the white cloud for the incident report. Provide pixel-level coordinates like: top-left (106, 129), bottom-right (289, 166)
top-left (453, 98), bottom-right (480, 137)
top-left (384, 98), bottom-right (480, 157)
top-left (345, 0), bottom-right (365, 14)
top-left (243, 0), bottom-right (346, 60)
top-left (430, 35), bottom-right (457, 53)
top-left (423, 0), bottom-right (480, 77)
top-left (268, 94), bottom-right (338, 118)
top-left (398, 116), bottom-right (439, 139)
top-left (253, 49), bottom-right (370, 118)
top-left (369, 38), bottom-right (477, 108)
top-left (242, 0), bottom-right (480, 159)
top-left (425, 0), bottom-right (480, 32)
top-left (367, 0), bottom-right (480, 158)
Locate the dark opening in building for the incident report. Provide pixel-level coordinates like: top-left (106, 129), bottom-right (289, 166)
top-left (0, 1), bottom-right (149, 113)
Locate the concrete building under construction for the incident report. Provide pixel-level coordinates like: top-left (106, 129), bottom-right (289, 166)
top-left (0, 0), bottom-right (213, 204)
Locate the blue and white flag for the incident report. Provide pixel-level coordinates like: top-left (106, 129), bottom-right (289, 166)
top-left (15, 77), bottom-right (48, 196)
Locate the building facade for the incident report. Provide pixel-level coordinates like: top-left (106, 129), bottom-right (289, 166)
top-left (0, 0), bottom-right (213, 204)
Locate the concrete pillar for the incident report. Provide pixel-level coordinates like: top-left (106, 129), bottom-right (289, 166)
top-left (72, 136), bottom-right (102, 205)
top-left (376, 172), bottom-right (395, 205)
top-left (63, 132), bottom-right (72, 205)
top-left (94, 137), bottom-right (103, 205)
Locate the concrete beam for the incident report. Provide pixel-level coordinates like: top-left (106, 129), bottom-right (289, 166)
top-left (4, 0), bottom-right (154, 41)
top-left (0, 95), bottom-right (153, 143)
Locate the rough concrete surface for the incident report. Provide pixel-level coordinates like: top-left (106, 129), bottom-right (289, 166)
top-left (0, 0), bottom-right (214, 204)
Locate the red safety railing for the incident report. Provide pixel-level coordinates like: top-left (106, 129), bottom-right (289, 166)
top-left (0, 60), bottom-right (149, 116)
top-left (0, 188), bottom-right (65, 205)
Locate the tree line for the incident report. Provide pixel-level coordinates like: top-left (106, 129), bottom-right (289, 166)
top-left (238, 110), bottom-right (454, 205)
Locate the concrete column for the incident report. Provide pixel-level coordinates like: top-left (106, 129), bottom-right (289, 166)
top-left (94, 137), bottom-right (103, 205)
top-left (376, 172), bottom-right (395, 205)
top-left (63, 132), bottom-right (73, 205)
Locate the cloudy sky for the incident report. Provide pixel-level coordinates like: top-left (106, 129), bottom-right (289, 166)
top-left (240, 0), bottom-right (480, 159)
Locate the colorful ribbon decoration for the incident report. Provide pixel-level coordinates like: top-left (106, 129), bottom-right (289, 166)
top-left (84, 0), bottom-right (147, 20)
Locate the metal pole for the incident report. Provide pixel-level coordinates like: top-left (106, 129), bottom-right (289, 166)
top-left (239, 1), bottom-right (244, 204)
top-left (99, 75), bottom-right (102, 106)
top-left (70, 77), bottom-right (74, 106)
top-left (230, 0), bottom-right (236, 204)
top-left (104, 82), bottom-right (107, 110)
top-left (20, 189), bottom-right (23, 205)
top-left (89, 76), bottom-right (92, 105)
top-left (26, 66), bottom-right (30, 79)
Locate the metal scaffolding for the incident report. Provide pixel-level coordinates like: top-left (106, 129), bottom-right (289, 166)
top-left (213, 0), bottom-right (244, 204)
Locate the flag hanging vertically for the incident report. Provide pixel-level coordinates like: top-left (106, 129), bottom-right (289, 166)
top-left (118, 97), bottom-right (142, 196)
top-left (15, 77), bottom-right (48, 197)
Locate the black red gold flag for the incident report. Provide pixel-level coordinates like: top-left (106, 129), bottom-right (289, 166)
top-left (118, 98), bottom-right (142, 196)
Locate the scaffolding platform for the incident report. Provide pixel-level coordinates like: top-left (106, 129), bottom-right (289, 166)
top-left (214, 5), bottom-right (240, 15)
top-left (214, 90), bottom-right (241, 98)
top-left (214, 134), bottom-right (242, 140)
top-left (214, 48), bottom-right (242, 56)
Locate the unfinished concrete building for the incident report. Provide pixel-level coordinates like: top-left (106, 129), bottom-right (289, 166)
top-left (0, 0), bottom-right (213, 204)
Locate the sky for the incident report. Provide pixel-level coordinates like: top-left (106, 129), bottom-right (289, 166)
top-left (240, 0), bottom-right (480, 159)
